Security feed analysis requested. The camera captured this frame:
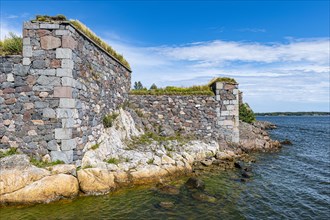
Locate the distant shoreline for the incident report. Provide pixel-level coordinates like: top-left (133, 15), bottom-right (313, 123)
top-left (256, 112), bottom-right (330, 116)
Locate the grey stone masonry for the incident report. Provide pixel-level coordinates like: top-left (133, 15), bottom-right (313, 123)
top-left (1, 21), bottom-right (131, 164)
top-left (129, 81), bottom-right (240, 143)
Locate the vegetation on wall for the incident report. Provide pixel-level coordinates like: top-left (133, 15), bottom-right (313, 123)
top-left (239, 103), bottom-right (256, 123)
top-left (70, 20), bottom-right (131, 70)
top-left (0, 32), bottom-right (22, 55)
top-left (31, 15), bottom-right (131, 70)
top-left (208, 77), bottom-right (237, 85)
top-left (103, 112), bottom-right (119, 128)
top-left (130, 83), bottom-right (214, 96)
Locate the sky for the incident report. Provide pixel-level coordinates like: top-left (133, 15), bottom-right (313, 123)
top-left (0, 0), bottom-right (329, 112)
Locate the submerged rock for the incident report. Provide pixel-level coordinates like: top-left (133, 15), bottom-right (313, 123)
top-left (159, 201), bottom-right (175, 209)
top-left (185, 177), bottom-right (205, 191)
top-left (280, 139), bottom-right (293, 145)
top-left (191, 192), bottom-right (216, 203)
top-left (234, 161), bottom-right (243, 169)
top-left (158, 185), bottom-right (180, 195)
top-left (201, 158), bottom-right (213, 166)
top-left (241, 171), bottom-right (251, 178)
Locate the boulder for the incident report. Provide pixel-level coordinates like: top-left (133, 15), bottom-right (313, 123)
top-left (0, 174), bottom-right (79, 204)
top-left (46, 164), bottom-right (77, 176)
top-left (159, 201), bottom-right (175, 209)
top-left (158, 185), bottom-right (180, 195)
top-left (191, 192), bottom-right (216, 203)
top-left (185, 177), bottom-right (205, 191)
top-left (77, 168), bottom-right (116, 194)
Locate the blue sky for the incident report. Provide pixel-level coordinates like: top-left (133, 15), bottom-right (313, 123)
top-left (1, 0), bottom-right (329, 112)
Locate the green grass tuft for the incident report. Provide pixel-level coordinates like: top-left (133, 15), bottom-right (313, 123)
top-left (106, 157), bottom-right (120, 165)
top-left (0, 148), bottom-right (18, 159)
top-left (103, 112), bottom-right (119, 128)
top-left (0, 32), bottom-right (22, 55)
top-left (30, 158), bottom-right (64, 168)
top-left (208, 77), bottom-right (237, 85)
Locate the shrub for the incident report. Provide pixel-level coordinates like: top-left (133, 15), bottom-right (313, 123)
top-left (35, 14), bottom-right (67, 22)
top-left (150, 83), bottom-right (158, 90)
top-left (239, 103), bottom-right (256, 123)
top-left (0, 32), bottom-right (22, 55)
top-left (103, 112), bottom-right (119, 128)
top-left (208, 77), bottom-right (237, 85)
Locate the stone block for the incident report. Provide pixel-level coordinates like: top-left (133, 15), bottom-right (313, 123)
top-left (43, 108), bottom-right (56, 118)
top-left (35, 69), bottom-right (56, 76)
top-left (22, 58), bottom-right (31, 65)
top-left (23, 46), bottom-right (32, 57)
top-left (55, 128), bottom-right (72, 139)
top-left (59, 98), bottom-right (76, 108)
top-left (62, 35), bottom-right (77, 50)
top-left (56, 68), bottom-right (73, 77)
top-left (23, 22), bottom-right (39, 29)
top-left (6, 73), bottom-right (14, 82)
top-left (35, 101), bottom-right (49, 108)
top-left (40, 23), bottom-right (60, 29)
top-left (32, 85), bottom-right (54, 91)
top-left (56, 108), bottom-right (78, 119)
top-left (233, 89), bottom-right (239, 95)
top-left (40, 36), bottom-right (61, 50)
top-left (23, 37), bottom-right (30, 45)
top-left (61, 139), bottom-right (76, 150)
top-left (61, 77), bottom-right (76, 87)
top-left (62, 118), bottom-right (75, 128)
top-left (216, 82), bottom-right (224, 89)
top-left (55, 30), bottom-right (69, 35)
top-left (221, 111), bottom-right (230, 116)
top-left (56, 48), bottom-right (72, 59)
top-left (61, 59), bottom-right (74, 69)
top-left (48, 140), bottom-right (60, 151)
top-left (37, 75), bottom-right (61, 86)
top-left (53, 86), bottom-right (72, 98)
top-left (216, 95), bottom-right (220, 101)
top-left (32, 60), bottom-right (46, 69)
top-left (50, 150), bottom-right (73, 164)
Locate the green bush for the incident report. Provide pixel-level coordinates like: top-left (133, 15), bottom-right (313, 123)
top-left (30, 158), bottom-right (64, 168)
top-left (103, 112), bottom-right (119, 128)
top-left (208, 77), bottom-right (237, 85)
top-left (0, 148), bottom-right (18, 158)
top-left (130, 85), bottom-right (214, 96)
top-left (106, 157), bottom-right (120, 164)
top-left (0, 32), bottom-right (22, 55)
top-left (239, 103), bottom-right (256, 123)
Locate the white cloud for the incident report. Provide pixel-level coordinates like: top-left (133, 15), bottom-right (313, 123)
top-left (0, 20), bottom-right (21, 40)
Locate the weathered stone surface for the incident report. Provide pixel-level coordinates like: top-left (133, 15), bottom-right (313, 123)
top-left (53, 86), bottom-right (72, 98)
top-left (56, 68), bottom-right (72, 77)
top-left (47, 164), bottom-right (76, 176)
top-left (77, 168), bottom-right (116, 194)
top-left (0, 174), bottom-right (79, 204)
top-left (61, 59), bottom-right (74, 69)
top-left (40, 36), bottom-right (61, 50)
top-left (37, 75), bottom-right (60, 86)
top-left (59, 98), bottom-right (75, 108)
top-left (43, 108), bottom-right (56, 118)
top-left (56, 48), bottom-right (72, 59)
top-left (55, 128), bottom-right (72, 139)
top-left (47, 140), bottom-right (60, 151)
top-left (40, 23), bottom-right (60, 29)
top-left (50, 150), bottom-right (73, 163)
top-left (62, 35), bottom-right (77, 50)
top-left (61, 139), bottom-right (76, 150)
top-left (23, 46), bottom-right (32, 57)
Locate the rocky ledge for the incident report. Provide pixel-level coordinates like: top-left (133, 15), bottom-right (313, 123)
top-left (0, 110), bottom-right (280, 205)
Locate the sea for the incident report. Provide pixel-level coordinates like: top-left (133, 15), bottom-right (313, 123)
top-left (0, 116), bottom-right (329, 219)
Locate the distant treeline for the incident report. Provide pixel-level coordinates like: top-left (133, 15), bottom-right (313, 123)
top-left (256, 112), bottom-right (330, 116)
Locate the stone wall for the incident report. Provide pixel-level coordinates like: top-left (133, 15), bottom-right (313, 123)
top-left (0, 21), bottom-right (131, 163)
top-left (129, 81), bottom-right (240, 143)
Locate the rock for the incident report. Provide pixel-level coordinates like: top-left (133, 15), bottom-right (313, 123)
top-left (280, 139), bottom-right (293, 145)
top-left (241, 171), bottom-right (251, 178)
top-left (201, 158), bottom-right (213, 166)
top-left (77, 168), bottom-right (116, 194)
top-left (161, 155), bottom-right (176, 165)
top-left (158, 185), bottom-right (180, 195)
top-left (0, 166), bottom-right (50, 195)
top-left (234, 161), bottom-right (242, 169)
top-left (159, 125), bottom-right (175, 137)
top-left (243, 166), bottom-right (252, 172)
top-left (130, 166), bottom-right (168, 185)
top-left (40, 36), bottom-right (61, 50)
top-left (47, 164), bottom-right (77, 177)
top-left (159, 201), bottom-right (174, 209)
top-left (0, 154), bottom-right (31, 170)
top-left (0, 174), bottom-right (79, 204)
top-left (185, 177), bottom-right (205, 191)
top-left (191, 192), bottom-right (216, 203)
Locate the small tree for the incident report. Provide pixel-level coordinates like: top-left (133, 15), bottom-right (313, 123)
top-left (133, 81), bottom-right (145, 90)
top-left (239, 103), bottom-right (256, 123)
top-left (150, 83), bottom-right (157, 90)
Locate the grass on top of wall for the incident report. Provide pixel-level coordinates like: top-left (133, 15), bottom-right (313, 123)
top-left (70, 20), bottom-right (131, 70)
top-left (0, 32), bottom-right (22, 56)
top-left (130, 85), bottom-right (214, 96)
top-left (208, 77), bottom-right (237, 85)
top-left (32, 15), bottom-right (131, 70)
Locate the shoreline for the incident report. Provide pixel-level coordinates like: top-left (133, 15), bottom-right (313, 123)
top-left (0, 110), bottom-right (281, 206)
